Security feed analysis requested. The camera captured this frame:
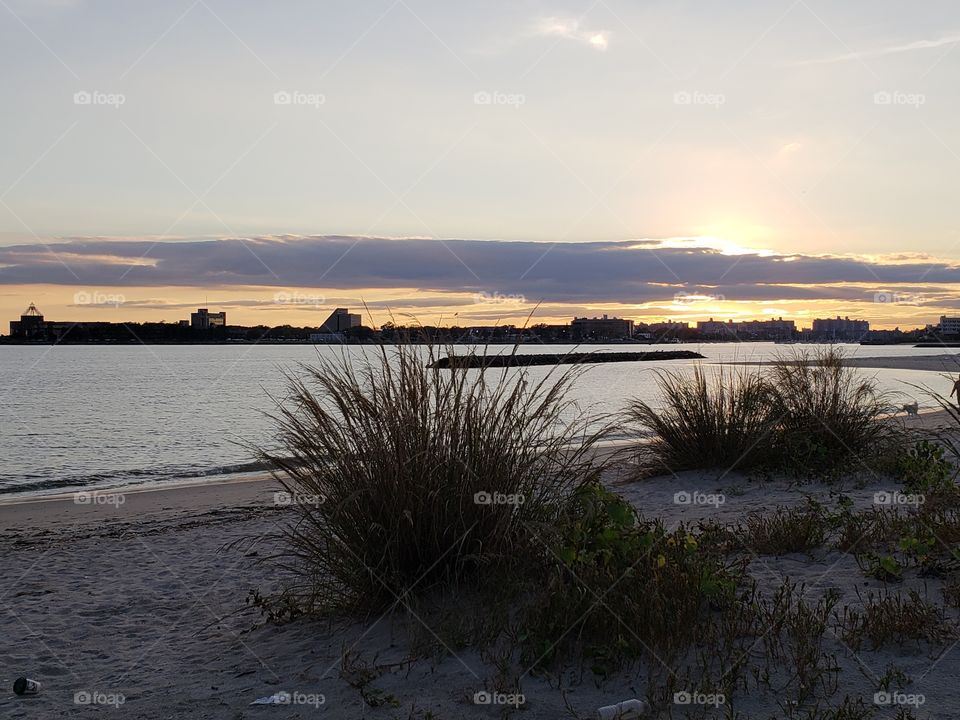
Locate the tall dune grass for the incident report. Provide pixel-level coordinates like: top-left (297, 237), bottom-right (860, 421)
top-left (257, 345), bottom-right (610, 612)
top-left (629, 349), bottom-right (893, 475)
top-left (627, 365), bottom-right (776, 473)
top-left (768, 349), bottom-right (893, 473)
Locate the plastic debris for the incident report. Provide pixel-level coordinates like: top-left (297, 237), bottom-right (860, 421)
top-left (251, 690), bottom-right (291, 705)
top-left (597, 698), bottom-right (647, 719)
top-left (13, 677), bottom-right (41, 696)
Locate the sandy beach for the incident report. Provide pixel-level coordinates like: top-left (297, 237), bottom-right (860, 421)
top-left (726, 352), bottom-right (960, 374)
top-left (3, 448), bottom-right (960, 718)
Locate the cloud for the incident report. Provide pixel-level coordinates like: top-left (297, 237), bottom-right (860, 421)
top-left (3, 235), bottom-right (960, 311)
top-left (791, 33), bottom-right (960, 66)
top-left (536, 17), bottom-right (610, 51)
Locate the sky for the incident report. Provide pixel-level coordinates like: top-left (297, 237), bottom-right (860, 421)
top-left (2, 0), bottom-right (960, 330)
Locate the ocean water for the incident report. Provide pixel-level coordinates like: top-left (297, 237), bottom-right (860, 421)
top-left (1, 342), bottom-right (958, 498)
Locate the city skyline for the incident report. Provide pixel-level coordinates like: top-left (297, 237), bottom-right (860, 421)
top-left (4, 296), bottom-right (945, 335)
top-left (3, 1), bottom-right (960, 329)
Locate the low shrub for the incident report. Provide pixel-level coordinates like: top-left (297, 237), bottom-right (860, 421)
top-left (768, 349), bottom-right (893, 475)
top-left (838, 589), bottom-right (954, 649)
top-left (257, 344), bottom-right (610, 612)
top-left (626, 364), bottom-right (777, 474)
top-left (630, 348), bottom-right (897, 477)
top-left (520, 483), bottom-right (741, 670)
top-left (895, 439), bottom-right (955, 496)
top-left (742, 503), bottom-right (827, 556)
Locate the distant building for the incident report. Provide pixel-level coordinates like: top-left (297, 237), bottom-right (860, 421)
top-left (940, 316), bottom-right (960, 336)
top-left (320, 308), bottom-right (361, 333)
top-left (697, 317), bottom-right (795, 340)
top-left (646, 321), bottom-right (689, 332)
top-left (8, 304), bottom-right (113, 341)
top-left (811, 316), bottom-right (869, 341)
top-left (697, 318), bottom-right (737, 336)
top-left (571, 315), bottom-right (634, 340)
top-left (737, 317), bottom-right (795, 340)
top-left (9, 303), bottom-right (46, 339)
top-left (308, 332), bottom-right (345, 343)
top-left (190, 308), bottom-right (226, 329)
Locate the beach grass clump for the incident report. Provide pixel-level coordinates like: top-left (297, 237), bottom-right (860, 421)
top-left (257, 344), bottom-right (609, 612)
top-left (742, 503), bottom-right (827, 556)
top-left (768, 348), bottom-right (893, 475)
top-left (626, 364), bottom-right (777, 474)
top-left (630, 348), bottom-right (896, 477)
top-left (838, 589), bottom-right (954, 649)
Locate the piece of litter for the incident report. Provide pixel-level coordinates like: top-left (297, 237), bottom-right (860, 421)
top-left (251, 691), bottom-right (291, 705)
top-left (597, 698), bottom-right (647, 719)
top-left (13, 677), bottom-right (42, 697)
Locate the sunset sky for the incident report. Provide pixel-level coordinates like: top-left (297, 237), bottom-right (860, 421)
top-left (2, 0), bottom-right (960, 330)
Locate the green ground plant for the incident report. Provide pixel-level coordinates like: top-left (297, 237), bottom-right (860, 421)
top-left (894, 439), bottom-right (955, 495)
top-left (519, 482), bottom-right (741, 672)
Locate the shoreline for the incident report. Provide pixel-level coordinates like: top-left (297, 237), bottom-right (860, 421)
top-left (722, 352), bottom-right (960, 373)
top-left (2, 408), bottom-right (956, 508)
top-left (0, 438), bottom-right (644, 517)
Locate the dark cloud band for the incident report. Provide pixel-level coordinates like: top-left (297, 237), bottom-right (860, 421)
top-left (1, 235), bottom-right (958, 305)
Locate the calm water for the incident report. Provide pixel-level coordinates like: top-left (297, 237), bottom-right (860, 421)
top-left (2, 342), bottom-right (959, 498)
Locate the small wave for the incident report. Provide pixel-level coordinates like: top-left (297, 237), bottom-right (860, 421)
top-left (0, 459), bottom-right (275, 498)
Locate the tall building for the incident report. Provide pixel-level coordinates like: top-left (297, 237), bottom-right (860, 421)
top-left (697, 318), bottom-right (736, 336)
top-left (737, 317), bottom-right (795, 340)
top-left (646, 321), bottom-right (689, 332)
top-left (570, 315), bottom-right (634, 340)
top-left (190, 308), bottom-right (226, 329)
top-left (696, 317), bottom-right (795, 340)
top-left (940, 316), bottom-right (960, 336)
top-left (320, 308), bottom-right (362, 333)
top-left (9, 303), bottom-right (45, 338)
top-left (811, 316), bottom-right (868, 341)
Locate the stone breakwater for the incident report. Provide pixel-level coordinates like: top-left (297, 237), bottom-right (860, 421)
top-left (429, 350), bottom-right (705, 368)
